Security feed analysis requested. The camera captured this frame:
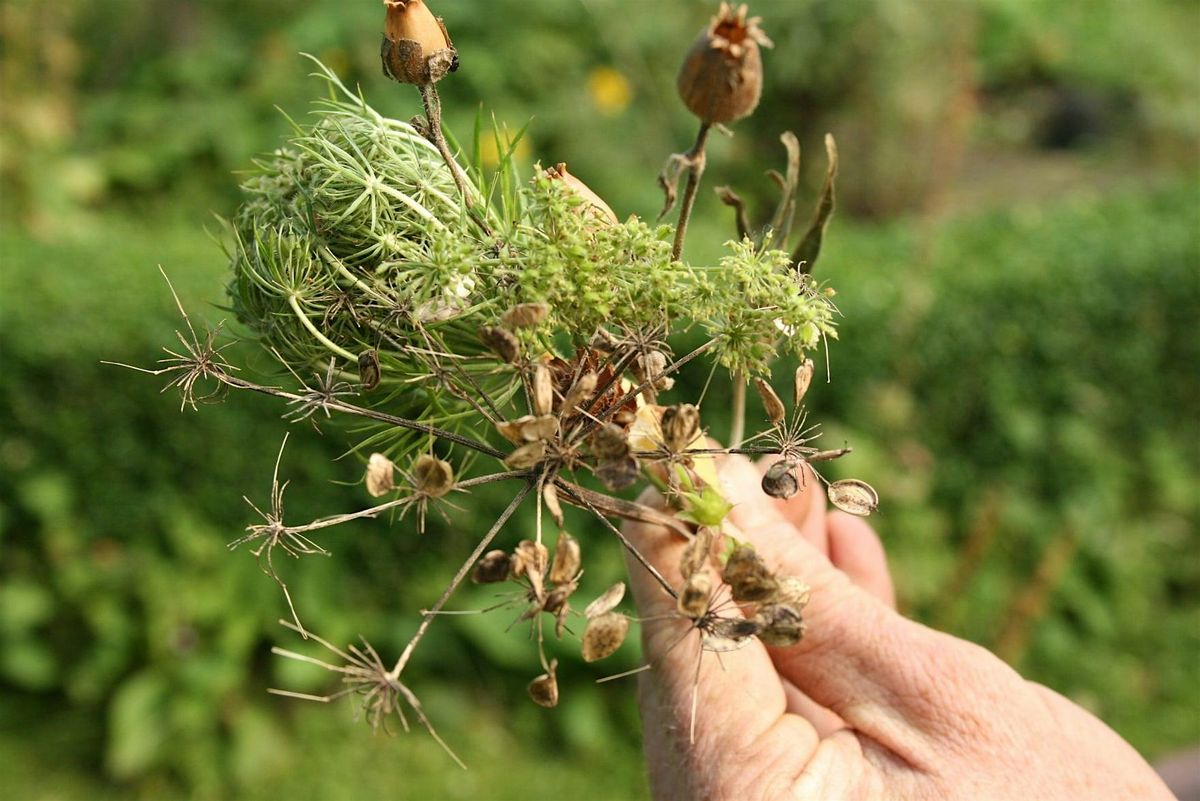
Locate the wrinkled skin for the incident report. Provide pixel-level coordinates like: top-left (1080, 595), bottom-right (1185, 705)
top-left (624, 454), bottom-right (1174, 801)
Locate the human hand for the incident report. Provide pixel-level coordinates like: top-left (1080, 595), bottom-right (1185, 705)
top-left (623, 454), bottom-right (1173, 801)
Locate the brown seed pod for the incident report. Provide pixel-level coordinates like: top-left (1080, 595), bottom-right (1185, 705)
top-left (676, 2), bottom-right (773, 125)
top-left (560, 371), bottom-right (598, 416)
top-left (679, 526), bottom-right (715, 580)
top-left (661, 403), bottom-right (701, 453)
top-left (365, 453), bottom-right (396, 497)
top-left (527, 659), bottom-right (559, 708)
top-left (723, 544), bottom-right (779, 603)
top-left (501, 302), bottom-right (551, 330)
top-left (582, 611), bottom-right (629, 662)
top-left (543, 582), bottom-right (576, 616)
top-left (753, 377), bottom-right (786, 425)
top-left (511, 540), bottom-right (549, 581)
top-left (542, 483), bottom-right (564, 528)
top-left (677, 572), bottom-right (713, 619)
top-left (702, 616), bottom-right (760, 652)
top-left (794, 358), bottom-right (815, 407)
top-left (549, 531), bottom-right (581, 585)
top-left (358, 350), bottom-right (382, 391)
top-left (543, 163), bottom-right (619, 226)
top-left (497, 414), bottom-right (559, 444)
top-left (532, 362), bottom-right (553, 417)
top-left (504, 440), bottom-right (547, 469)
top-left (472, 549), bottom-right (512, 584)
top-left (381, 0), bottom-right (458, 85)
top-left (808, 447), bottom-right (852, 463)
top-left (827, 479), bottom-right (879, 516)
top-left (479, 325), bottom-right (520, 364)
top-left (633, 350), bottom-right (674, 392)
top-left (775, 575), bottom-right (812, 609)
top-left (412, 454), bottom-right (454, 497)
top-left (761, 459), bottom-right (800, 500)
top-left (591, 423), bottom-right (631, 461)
top-left (755, 603), bottom-right (805, 647)
top-left (584, 582), bottom-right (626, 618)
top-left (595, 454), bottom-right (640, 491)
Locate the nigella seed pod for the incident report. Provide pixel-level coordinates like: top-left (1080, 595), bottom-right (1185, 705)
top-left (761, 459), bottom-right (800, 499)
top-left (358, 350), bottom-right (382, 391)
top-left (381, 0), bottom-right (458, 85)
top-left (677, 3), bottom-right (773, 125)
top-left (472, 549), bottom-right (512, 583)
top-left (542, 163), bottom-right (619, 226)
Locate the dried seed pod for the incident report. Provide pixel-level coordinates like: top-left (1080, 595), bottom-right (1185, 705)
top-left (633, 350), bottom-right (674, 391)
top-left (543, 163), bottom-right (619, 226)
top-left (542, 483), bottom-right (564, 528)
top-left (661, 403), bottom-right (701, 453)
top-left (472, 550), bottom-right (512, 583)
top-left (755, 603), bottom-right (805, 647)
top-left (527, 659), bottom-right (559, 708)
top-left (511, 540), bottom-right (549, 580)
top-left (761, 459), bottom-right (800, 500)
top-left (794, 359), bottom-right (814, 407)
top-left (365, 453), bottom-right (396, 497)
top-left (702, 617), bottom-right (760, 652)
top-left (549, 531), bottom-right (581, 585)
top-left (501, 302), bottom-right (551, 330)
top-left (523, 415), bottom-right (559, 442)
top-left (412, 454), bottom-right (454, 497)
top-left (585, 582), bottom-right (626, 618)
top-left (723, 544), bottom-right (779, 603)
top-left (808, 447), bottom-right (852, 463)
top-left (678, 572), bottom-right (713, 619)
top-left (827, 479), bottom-right (879, 516)
top-left (679, 526), bottom-right (715, 580)
top-left (596, 455), bottom-right (640, 491)
top-left (381, 0), bottom-right (458, 85)
top-left (479, 325), bottom-right (519, 364)
top-left (591, 423), bottom-right (631, 461)
top-left (775, 575), bottom-right (812, 609)
top-left (532, 362), bottom-right (553, 417)
top-left (677, 2), bottom-right (773, 125)
top-left (358, 350), bottom-right (381, 391)
top-left (505, 440), bottom-right (547, 469)
top-left (543, 581), bottom-right (577, 616)
top-left (753, 377), bottom-right (786, 425)
top-left (560, 371), bottom-right (598, 415)
top-left (582, 612), bottom-right (629, 662)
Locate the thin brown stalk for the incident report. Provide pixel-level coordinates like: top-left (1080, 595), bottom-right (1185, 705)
top-left (671, 122), bottom-right (712, 261)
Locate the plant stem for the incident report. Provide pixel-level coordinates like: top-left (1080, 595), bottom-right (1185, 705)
top-left (729, 371), bottom-right (747, 447)
top-left (389, 482), bottom-right (534, 678)
top-left (418, 83), bottom-right (473, 210)
top-left (288, 294), bottom-right (357, 362)
top-left (671, 121), bottom-right (712, 261)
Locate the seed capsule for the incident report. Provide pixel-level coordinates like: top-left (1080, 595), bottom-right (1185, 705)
top-left (679, 526), bottom-right (714, 580)
top-left (661, 403), bottom-right (701, 453)
top-left (381, 0), bottom-right (458, 85)
top-left (543, 163), bottom-right (619, 226)
top-left (702, 616), bottom-right (760, 652)
top-left (504, 440), bottom-right (547, 469)
top-left (596, 454), bottom-right (640, 491)
top-left (755, 603), bottom-right (805, 647)
top-left (542, 483), bottom-right (564, 528)
top-left (511, 540), bottom-right (549, 581)
top-left (532, 362), bottom-right (553, 416)
top-left (472, 550), bottom-right (512, 584)
top-left (358, 350), bottom-right (382, 391)
top-left (527, 659), bottom-right (559, 707)
top-left (677, 2), bottom-right (773, 125)
top-left (582, 612), bottom-right (629, 662)
top-left (794, 359), bottom-right (814, 406)
top-left (723, 544), bottom-right (779, 603)
top-left (775, 576), bottom-right (812, 609)
top-left (365, 453), bottom-right (396, 497)
top-left (591, 423), bottom-right (631, 461)
top-left (753, 377), bottom-right (786, 425)
top-left (549, 531), bottom-right (581, 585)
top-left (761, 459), bottom-right (800, 500)
top-left (585, 582), bottom-right (627, 618)
top-left (479, 325), bottom-right (520, 364)
top-left (560, 371), bottom-right (598, 416)
top-left (633, 350), bottom-right (674, 392)
top-left (501, 302), bottom-right (551, 330)
top-left (828, 479), bottom-right (879, 516)
top-left (678, 572), bottom-right (713, 619)
top-left (412, 454), bottom-right (454, 497)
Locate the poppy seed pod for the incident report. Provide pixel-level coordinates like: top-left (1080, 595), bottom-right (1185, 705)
top-left (677, 3), bottom-right (773, 125)
top-left (543, 163), bottom-right (619, 226)
top-left (381, 0), bottom-right (458, 86)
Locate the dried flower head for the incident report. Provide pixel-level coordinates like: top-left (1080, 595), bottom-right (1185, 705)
top-left (677, 2), bottom-right (773, 125)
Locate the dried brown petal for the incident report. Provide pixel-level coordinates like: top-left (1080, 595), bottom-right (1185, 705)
top-left (827, 479), bottom-right (879, 516)
top-left (532, 362), bottom-right (553, 417)
top-left (677, 572), bottom-right (712, 619)
top-left (591, 423), bottom-right (630, 461)
top-left (527, 659), bottom-right (559, 707)
top-left (479, 325), bottom-right (519, 364)
top-left (596, 455), bottom-right (640, 491)
top-left (358, 350), bottom-right (382, 391)
top-left (412, 454), bottom-right (454, 498)
top-left (679, 526), bottom-right (715, 580)
top-left (585, 582), bottom-right (626, 618)
top-left (505, 440), bottom-right (547, 469)
top-left (794, 359), bottom-right (814, 407)
top-left (753, 377), bottom-right (786, 425)
top-left (472, 549), bottom-right (512, 583)
top-left (582, 612), bottom-right (629, 662)
top-left (761, 459), bottom-right (800, 500)
top-left (543, 163), bottom-right (619, 226)
top-left (676, 2), bottom-right (772, 125)
top-left (511, 540), bottom-right (549, 581)
top-left (501, 302), bottom-right (551, 330)
top-left (549, 531), bottom-right (581, 585)
top-left (661, 403), bottom-right (701, 452)
top-left (723, 544), bottom-right (779, 603)
top-left (560, 371), bottom-right (598, 416)
top-left (755, 603), bottom-right (805, 647)
top-left (365, 453), bottom-right (396, 497)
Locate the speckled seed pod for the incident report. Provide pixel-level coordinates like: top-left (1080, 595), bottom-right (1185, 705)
top-left (381, 0), bottom-right (458, 85)
top-left (676, 3), bottom-right (773, 125)
top-left (358, 350), bottom-right (382, 391)
top-left (582, 612), bottom-right (629, 662)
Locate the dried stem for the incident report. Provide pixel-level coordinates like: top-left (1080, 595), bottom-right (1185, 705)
top-left (419, 82), bottom-right (472, 209)
top-left (729, 371), bottom-right (747, 448)
top-left (671, 121), bottom-right (712, 261)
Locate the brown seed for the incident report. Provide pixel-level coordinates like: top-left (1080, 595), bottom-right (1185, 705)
top-left (549, 531), bottom-right (581, 585)
top-left (702, 616), bottom-right (760, 652)
top-left (755, 603), bottom-right (805, 647)
top-left (527, 659), bottom-right (559, 707)
top-left (542, 483), bottom-right (564, 528)
top-left (595, 455), bottom-right (640, 491)
top-left (677, 572), bottom-right (713, 619)
top-left (676, 2), bottom-right (773, 125)
top-left (560, 371), bottom-right (598, 416)
top-left (808, 447), bottom-right (852, 463)
top-left (511, 540), bottom-right (549, 581)
top-left (761, 459), bottom-right (800, 500)
top-left (775, 576), bottom-right (812, 609)
top-left (827, 479), bottom-right (879, 516)
top-left (472, 549), bottom-right (512, 584)
top-left (358, 350), bottom-right (382, 391)
top-left (381, 0), bottom-right (457, 86)
top-left (582, 612), bottom-right (629, 662)
top-left (543, 163), bottom-right (619, 226)
top-left (679, 526), bottom-right (714, 580)
top-left (661, 403), bottom-right (701, 452)
top-left (501, 302), bottom-right (551, 330)
top-left (753, 377), bottom-right (786, 425)
top-left (365, 453), bottom-right (396, 497)
top-left (794, 359), bottom-right (814, 407)
top-left (479, 325), bottom-right (519, 363)
top-left (584, 582), bottom-right (626, 618)
top-left (532, 362), bottom-right (553, 416)
top-left (543, 581), bottom-right (576, 616)
top-left (723, 544), bottom-right (779, 603)
top-left (591, 423), bottom-right (630, 461)
top-left (412, 454), bottom-right (454, 497)
top-left (633, 350), bottom-right (673, 391)
top-left (504, 440), bottom-right (547, 469)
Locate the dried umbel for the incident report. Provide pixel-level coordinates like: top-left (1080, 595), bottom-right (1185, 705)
top-left (542, 163), bottom-right (619, 226)
top-left (677, 2), bottom-right (773, 125)
top-left (381, 0), bottom-right (458, 86)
